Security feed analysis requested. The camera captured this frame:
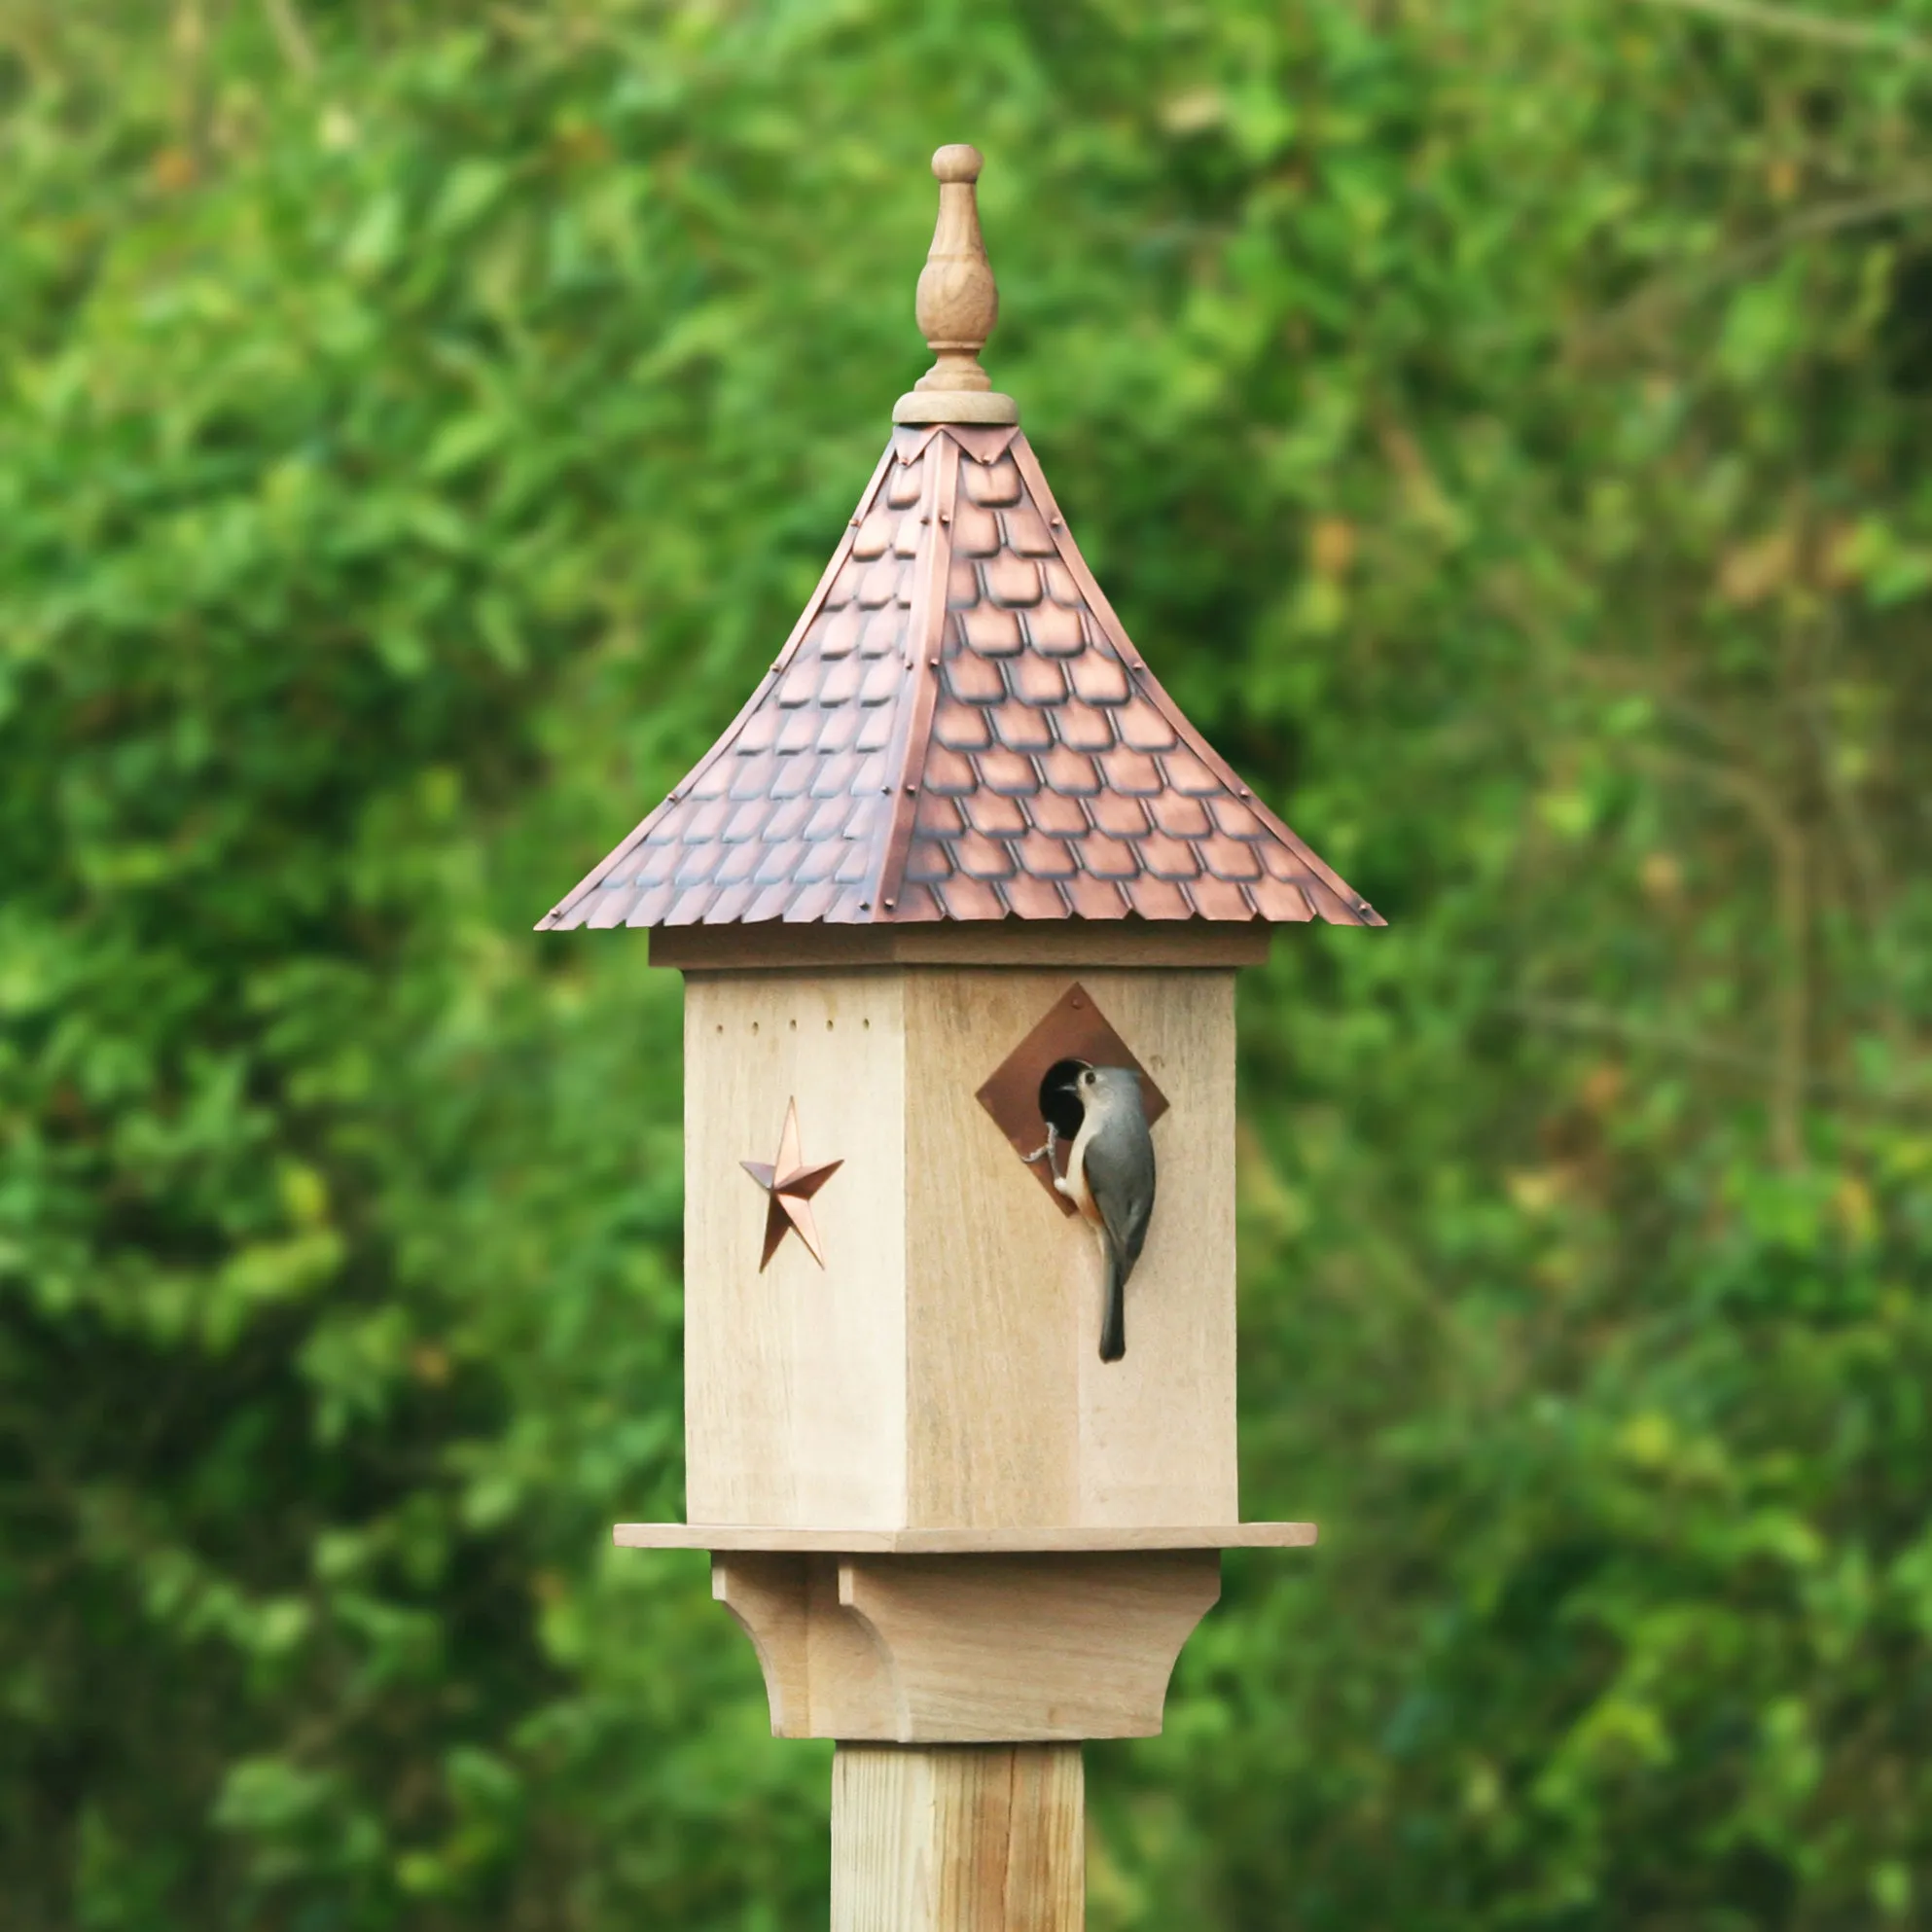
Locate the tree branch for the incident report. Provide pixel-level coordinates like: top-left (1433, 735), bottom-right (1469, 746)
top-left (261, 0), bottom-right (317, 76)
top-left (1626, 0), bottom-right (1932, 56)
top-left (1506, 997), bottom-right (1928, 1112)
top-left (1624, 746), bottom-right (1812, 1164)
top-left (1576, 178), bottom-right (1932, 359)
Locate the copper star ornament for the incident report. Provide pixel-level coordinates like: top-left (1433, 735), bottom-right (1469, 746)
top-left (740, 1099), bottom-right (843, 1270)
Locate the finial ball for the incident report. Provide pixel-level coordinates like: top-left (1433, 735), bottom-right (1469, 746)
top-left (931, 144), bottom-right (984, 184)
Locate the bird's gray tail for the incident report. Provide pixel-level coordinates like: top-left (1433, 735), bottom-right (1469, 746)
top-left (1099, 1245), bottom-right (1126, 1363)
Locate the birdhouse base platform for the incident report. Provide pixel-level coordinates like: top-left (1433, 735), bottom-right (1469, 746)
top-left (612, 1521), bottom-right (1315, 1554)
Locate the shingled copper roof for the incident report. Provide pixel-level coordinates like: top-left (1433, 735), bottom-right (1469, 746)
top-left (540, 148), bottom-right (1380, 933)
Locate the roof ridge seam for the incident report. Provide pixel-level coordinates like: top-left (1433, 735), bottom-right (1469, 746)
top-left (896, 422), bottom-right (944, 464)
top-left (535, 439), bottom-right (897, 931)
top-left (868, 433), bottom-right (960, 919)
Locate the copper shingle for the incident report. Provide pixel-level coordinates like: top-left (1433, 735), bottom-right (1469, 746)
top-left (539, 147), bottom-right (1380, 934)
top-left (539, 417), bottom-right (1380, 931)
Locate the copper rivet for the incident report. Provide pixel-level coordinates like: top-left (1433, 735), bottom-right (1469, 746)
top-left (884, 898), bottom-right (895, 908)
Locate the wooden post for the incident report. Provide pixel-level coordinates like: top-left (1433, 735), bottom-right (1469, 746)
top-left (833, 1744), bottom-right (1084, 1932)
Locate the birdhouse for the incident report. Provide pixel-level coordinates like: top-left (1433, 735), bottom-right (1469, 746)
top-left (541, 146), bottom-right (1379, 1927)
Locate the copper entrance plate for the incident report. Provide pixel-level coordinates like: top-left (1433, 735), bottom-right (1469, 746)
top-left (974, 982), bottom-right (1168, 1212)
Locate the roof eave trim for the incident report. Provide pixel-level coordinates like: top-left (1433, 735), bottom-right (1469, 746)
top-left (866, 433), bottom-right (961, 919)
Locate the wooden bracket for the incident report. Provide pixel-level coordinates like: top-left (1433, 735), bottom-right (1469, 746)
top-left (712, 1550), bottom-right (1221, 1742)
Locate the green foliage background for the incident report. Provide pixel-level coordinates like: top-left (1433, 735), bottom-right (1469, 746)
top-left (4, 0), bottom-right (1931, 1925)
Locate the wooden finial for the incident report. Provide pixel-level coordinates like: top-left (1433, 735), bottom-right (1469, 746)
top-left (916, 145), bottom-right (995, 394)
top-left (893, 144), bottom-right (1019, 426)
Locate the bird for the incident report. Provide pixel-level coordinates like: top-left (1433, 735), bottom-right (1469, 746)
top-left (1053, 1064), bottom-right (1156, 1363)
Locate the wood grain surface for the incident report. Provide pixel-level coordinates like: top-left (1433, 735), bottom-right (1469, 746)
top-left (683, 971), bottom-right (909, 1527)
top-left (832, 1743), bottom-right (1084, 1931)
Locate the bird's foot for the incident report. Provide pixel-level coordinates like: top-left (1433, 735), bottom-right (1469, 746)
top-left (1021, 1125), bottom-right (1061, 1177)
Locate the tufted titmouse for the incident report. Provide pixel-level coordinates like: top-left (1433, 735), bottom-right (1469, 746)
top-left (1054, 1064), bottom-right (1156, 1363)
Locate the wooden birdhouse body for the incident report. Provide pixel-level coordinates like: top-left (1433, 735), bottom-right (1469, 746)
top-left (547, 384), bottom-right (1380, 1545)
top-left (677, 951), bottom-right (1240, 1533)
top-left (544, 143), bottom-right (1384, 1920)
